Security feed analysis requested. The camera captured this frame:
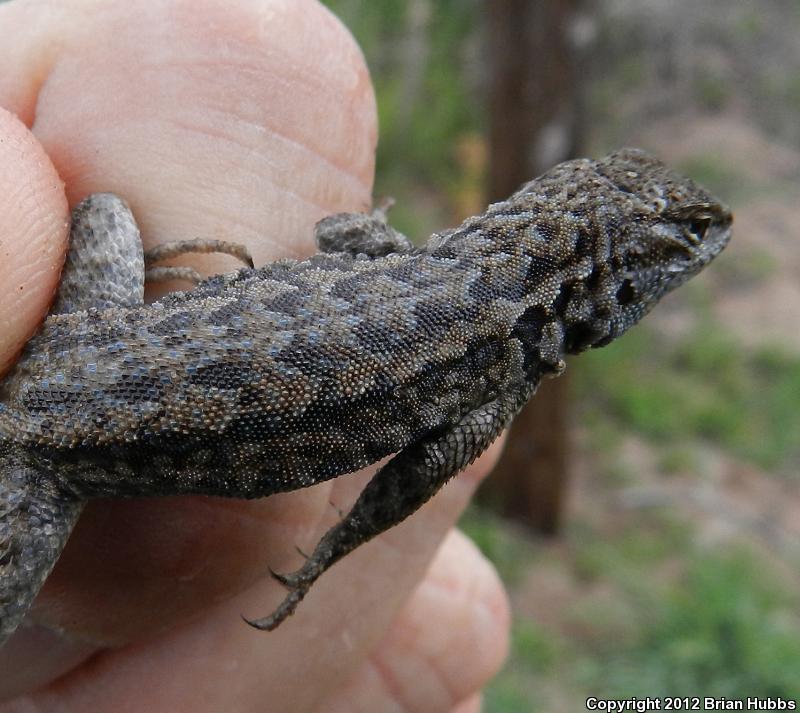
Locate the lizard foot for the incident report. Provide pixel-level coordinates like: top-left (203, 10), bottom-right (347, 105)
top-left (244, 566), bottom-right (316, 631)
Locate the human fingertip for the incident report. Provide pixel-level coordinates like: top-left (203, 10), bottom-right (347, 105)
top-left (0, 107), bottom-right (68, 373)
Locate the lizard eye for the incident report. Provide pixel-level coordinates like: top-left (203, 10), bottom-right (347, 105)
top-left (616, 278), bottom-right (637, 306)
top-left (688, 215), bottom-right (712, 242)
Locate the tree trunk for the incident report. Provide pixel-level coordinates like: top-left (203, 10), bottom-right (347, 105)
top-left (480, 0), bottom-right (591, 534)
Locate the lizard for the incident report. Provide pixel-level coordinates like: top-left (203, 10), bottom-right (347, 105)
top-left (0, 148), bottom-right (732, 646)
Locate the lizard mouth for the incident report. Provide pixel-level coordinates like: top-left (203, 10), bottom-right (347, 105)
top-left (702, 207), bottom-right (733, 255)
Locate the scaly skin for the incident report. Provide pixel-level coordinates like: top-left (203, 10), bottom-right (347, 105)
top-left (0, 149), bottom-right (732, 643)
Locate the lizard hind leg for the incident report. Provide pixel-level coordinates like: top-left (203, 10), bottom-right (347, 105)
top-left (0, 446), bottom-right (83, 646)
top-left (143, 238), bottom-right (255, 286)
top-left (246, 390), bottom-right (524, 631)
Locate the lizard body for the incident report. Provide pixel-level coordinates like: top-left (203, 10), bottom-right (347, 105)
top-left (0, 149), bottom-right (732, 643)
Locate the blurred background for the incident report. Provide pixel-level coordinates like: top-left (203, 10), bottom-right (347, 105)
top-left (322, 1), bottom-right (800, 710)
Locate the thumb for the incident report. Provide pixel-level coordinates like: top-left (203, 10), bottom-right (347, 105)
top-left (0, 108), bottom-right (68, 373)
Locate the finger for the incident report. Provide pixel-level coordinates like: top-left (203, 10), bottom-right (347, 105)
top-left (0, 0), bottom-right (376, 677)
top-left (15, 529), bottom-right (508, 713)
top-left (323, 531), bottom-right (510, 713)
top-left (0, 0), bottom-right (376, 276)
top-left (236, 439), bottom-right (507, 711)
top-left (38, 0), bottom-right (375, 276)
top-left (0, 107), bottom-right (68, 373)
top-left (451, 695), bottom-right (483, 713)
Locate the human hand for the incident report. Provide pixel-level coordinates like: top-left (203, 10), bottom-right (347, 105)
top-left (0, 1), bottom-right (509, 710)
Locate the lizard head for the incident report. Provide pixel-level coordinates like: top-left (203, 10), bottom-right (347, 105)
top-left (559, 148), bottom-right (733, 353)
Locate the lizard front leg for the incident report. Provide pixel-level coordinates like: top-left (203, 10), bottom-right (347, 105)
top-left (246, 384), bottom-right (532, 630)
top-left (314, 202), bottom-right (415, 257)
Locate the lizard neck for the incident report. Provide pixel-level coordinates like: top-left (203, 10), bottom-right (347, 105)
top-left (429, 201), bottom-right (628, 363)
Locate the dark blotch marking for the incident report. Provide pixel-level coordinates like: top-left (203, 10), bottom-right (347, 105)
top-left (526, 254), bottom-right (555, 283)
top-left (188, 360), bottom-right (259, 390)
top-left (586, 266), bottom-right (603, 291)
top-left (553, 284), bottom-right (573, 316)
top-left (259, 289), bottom-right (306, 317)
top-left (563, 321), bottom-right (601, 353)
top-left (149, 311), bottom-right (196, 336)
top-left (511, 305), bottom-right (548, 372)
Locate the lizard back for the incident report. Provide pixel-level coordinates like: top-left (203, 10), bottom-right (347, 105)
top-left (0, 149), bottom-right (732, 498)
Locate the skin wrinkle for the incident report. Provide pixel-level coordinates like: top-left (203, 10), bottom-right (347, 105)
top-left (370, 649), bottom-right (412, 713)
top-left (374, 610), bottom-right (461, 711)
top-left (347, 532), bottom-right (508, 713)
top-left (370, 624), bottom-right (458, 713)
top-left (136, 24), bottom-right (374, 177)
top-left (423, 651), bottom-right (461, 712)
top-left (0, 109), bottom-right (68, 374)
top-left (166, 114), bottom-right (369, 217)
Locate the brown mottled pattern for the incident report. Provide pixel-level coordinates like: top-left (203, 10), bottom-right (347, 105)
top-left (0, 149), bottom-right (732, 642)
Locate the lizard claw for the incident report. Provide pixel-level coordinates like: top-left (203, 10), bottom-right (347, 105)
top-left (242, 589), bottom-right (306, 631)
top-left (246, 560), bottom-right (320, 629)
top-left (268, 566), bottom-right (295, 589)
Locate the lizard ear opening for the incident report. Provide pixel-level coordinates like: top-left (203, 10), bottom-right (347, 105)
top-left (616, 278), bottom-right (637, 306)
top-left (564, 321), bottom-right (608, 353)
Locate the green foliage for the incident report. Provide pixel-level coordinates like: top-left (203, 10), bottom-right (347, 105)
top-left (576, 517), bottom-right (689, 579)
top-left (484, 679), bottom-right (540, 713)
top-left (786, 72), bottom-right (800, 114)
top-left (321, 0), bottom-right (487, 242)
top-left (481, 514), bottom-right (800, 711)
top-left (460, 505), bottom-right (537, 586)
top-left (693, 71), bottom-right (731, 111)
top-left (657, 445), bottom-right (699, 475)
top-left (712, 248), bottom-right (778, 288)
top-left (483, 622), bottom-right (561, 713)
top-left (577, 325), bottom-right (800, 472)
top-left (472, 508), bottom-right (780, 713)
top-left (512, 620), bottom-right (561, 670)
top-left (588, 550), bottom-right (800, 698)
top-left (322, 0), bottom-right (483, 188)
